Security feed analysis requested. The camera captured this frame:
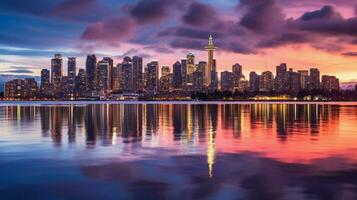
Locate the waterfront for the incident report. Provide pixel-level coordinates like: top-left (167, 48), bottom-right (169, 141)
top-left (1, 102), bottom-right (357, 199)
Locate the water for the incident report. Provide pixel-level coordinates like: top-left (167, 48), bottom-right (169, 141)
top-left (1, 102), bottom-right (357, 200)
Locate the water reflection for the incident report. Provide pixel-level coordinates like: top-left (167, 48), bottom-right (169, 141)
top-left (2, 103), bottom-right (357, 199)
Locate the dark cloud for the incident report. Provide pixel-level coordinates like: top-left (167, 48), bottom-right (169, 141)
top-left (257, 32), bottom-right (312, 48)
top-left (342, 52), bottom-right (357, 57)
top-left (0, 68), bottom-right (34, 74)
top-left (182, 2), bottom-right (220, 28)
top-left (239, 0), bottom-right (285, 33)
top-left (128, 0), bottom-right (187, 24)
top-left (170, 38), bottom-right (207, 50)
top-left (81, 17), bottom-right (135, 41)
top-left (301, 5), bottom-right (341, 21)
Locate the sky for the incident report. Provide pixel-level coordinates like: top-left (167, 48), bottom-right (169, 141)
top-left (0, 0), bottom-right (357, 81)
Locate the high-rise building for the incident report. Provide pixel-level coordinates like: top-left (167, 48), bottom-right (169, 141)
top-left (5, 78), bottom-right (38, 99)
top-left (193, 71), bottom-right (204, 92)
top-left (197, 61), bottom-right (206, 73)
top-left (159, 73), bottom-right (172, 94)
top-left (249, 71), bottom-right (260, 92)
top-left (286, 68), bottom-right (301, 94)
top-left (298, 70), bottom-right (309, 90)
top-left (40, 69), bottom-right (52, 98)
top-left (186, 53), bottom-right (195, 84)
top-left (121, 57), bottom-right (133, 92)
top-left (145, 61), bottom-right (159, 95)
top-left (221, 71), bottom-right (234, 92)
top-left (111, 66), bottom-right (120, 92)
top-left (172, 61), bottom-right (182, 89)
top-left (132, 56), bottom-right (143, 92)
top-left (205, 35), bottom-right (217, 88)
top-left (260, 71), bottom-right (274, 92)
top-left (321, 75), bottom-right (339, 92)
top-left (67, 57), bottom-right (76, 96)
top-left (181, 58), bottom-right (187, 88)
top-left (275, 63), bottom-right (287, 93)
top-left (210, 59), bottom-right (218, 91)
top-left (76, 69), bottom-right (87, 97)
top-left (102, 57), bottom-right (113, 91)
top-left (51, 54), bottom-right (63, 96)
top-left (238, 79), bottom-right (249, 93)
top-left (97, 60), bottom-right (111, 95)
top-left (86, 54), bottom-right (97, 94)
top-left (161, 65), bottom-right (170, 77)
top-left (309, 68), bottom-right (320, 91)
top-left (232, 63), bottom-right (244, 90)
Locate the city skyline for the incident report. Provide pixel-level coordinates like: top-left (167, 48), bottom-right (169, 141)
top-left (1, 0), bottom-right (357, 82)
top-left (3, 35), bottom-right (344, 101)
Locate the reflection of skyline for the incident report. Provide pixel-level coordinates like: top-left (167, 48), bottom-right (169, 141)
top-left (1, 103), bottom-right (354, 164)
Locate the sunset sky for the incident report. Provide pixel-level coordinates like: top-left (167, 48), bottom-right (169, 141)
top-left (0, 0), bottom-right (357, 81)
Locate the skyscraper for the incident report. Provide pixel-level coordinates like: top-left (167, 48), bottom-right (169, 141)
top-left (260, 71), bottom-right (274, 92)
top-left (249, 71), bottom-right (260, 92)
top-left (221, 71), bottom-right (234, 92)
top-left (132, 56), bottom-right (143, 92)
top-left (121, 57), bottom-right (134, 92)
top-left (193, 71), bottom-right (204, 92)
top-left (321, 75), bottom-right (339, 92)
top-left (205, 35), bottom-right (217, 88)
top-left (181, 58), bottom-right (187, 88)
top-left (186, 53), bottom-right (195, 84)
top-left (232, 63), bottom-right (244, 90)
top-left (309, 68), bottom-right (320, 91)
top-left (286, 68), bottom-right (301, 94)
top-left (102, 57), bottom-right (113, 91)
top-left (86, 54), bottom-right (97, 94)
top-left (40, 69), bottom-right (52, 97)
top-left (172, 61), bottom-right (182, 89)
top-left (298, 70), bottom-right (309, 90)
top-left (97, 60), bottom-right (111, 95)
top-left (161, 65), bottom-right (170, 77)
top-left (145, 61), bottom-right (159, 95)
top-left (76, 69), bottom-right (87, 97)
top-left (67, 57), bottom-right (76, 96)
top-left (275, 63), bottom-right (287, 93)
top-left (51, 54), bottom-right (63, 96)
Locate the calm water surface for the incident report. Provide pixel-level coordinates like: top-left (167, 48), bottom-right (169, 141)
top-left (1, 102), bottom-right (357, 200)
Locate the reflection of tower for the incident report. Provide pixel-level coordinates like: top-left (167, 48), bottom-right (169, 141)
top-left (204, 35), bottom-right (217, 88)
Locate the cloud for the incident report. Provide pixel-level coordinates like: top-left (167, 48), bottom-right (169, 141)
top-left (0, 66), bottom-right (34, 74)
top-left (128, 0), bottom-right (187, 24)
top-left (182, 2), bottom-right (220, 28)
top-left (81, 17), bottom-right (136, 41)
top-left (115, 48), bottom-right (151, 59)
top-left (341, 52), bottom-right (357, 57)
top-left (238, 0), bottom-right (285, 33)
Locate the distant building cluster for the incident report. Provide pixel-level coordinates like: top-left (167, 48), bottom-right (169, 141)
top-left (4, 36), bottom-right (340, 100)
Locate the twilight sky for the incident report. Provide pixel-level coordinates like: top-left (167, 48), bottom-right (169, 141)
top-left (0, 0), bottom-right (357, 81)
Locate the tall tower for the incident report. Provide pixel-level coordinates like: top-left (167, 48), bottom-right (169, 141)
top-left (204, 35), bottom-right (217, 88)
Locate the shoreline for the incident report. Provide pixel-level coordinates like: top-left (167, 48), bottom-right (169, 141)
top-left (0, 100), bottom-right (356, 105)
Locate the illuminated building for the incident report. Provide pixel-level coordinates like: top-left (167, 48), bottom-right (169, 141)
top-left (181, 58), bottom-right (187, 88)
top-left (275, 63), bottom-right (287, 93)
top-left (204, 35), bottom-right (217, 88)
top-left (309, 68), bottom-right (320, 91)
top-left (145, 61), bottom-right (159, 95)
top-left (121, 57), bottom-right (134, 92)
top-left (298, 70), bottom-right (309, 90)
top-left (67, 57), bottom-right (76, 97)
top-left (249, 71), bottom-right (260, 92)
top-left (286, 68), bottom-right (301, 94)
top-left (186, 53), bottom-right (195, 85)
top-left (40, 69), bottom-right (52, 97)
top-left (172, 61), bottom-right (182, 89)
top-left (232, 63), bottom-right (244, 91)
top-left (133, 56), bottom-right (143, 92)
top-left (97, 60), bottom-right (111, 95)
top-left (51, 54), bottom-right (63, 96)
top-left (321, 75), bottom-right (339, 92)
top-left (5, 79), bottom-right (38, 99)
top-left (86, 54), bottom-right (97, 94)
top-left (238, 79), bottom-right (249, 93)
top-left (159, 74), bottom-right (172, 94)
top-left (260, 71), bottom-right (274, 92)
top-left (220, 71), bottom-right (234, 92)
top-left (102, 57), bottom-right (114, 91)
top-left (193, 71), bottom-right (204, 92)
top-left (161, 65), bottom-right (170, 77)
top-left (76, 69), bottom-right (87, 97)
